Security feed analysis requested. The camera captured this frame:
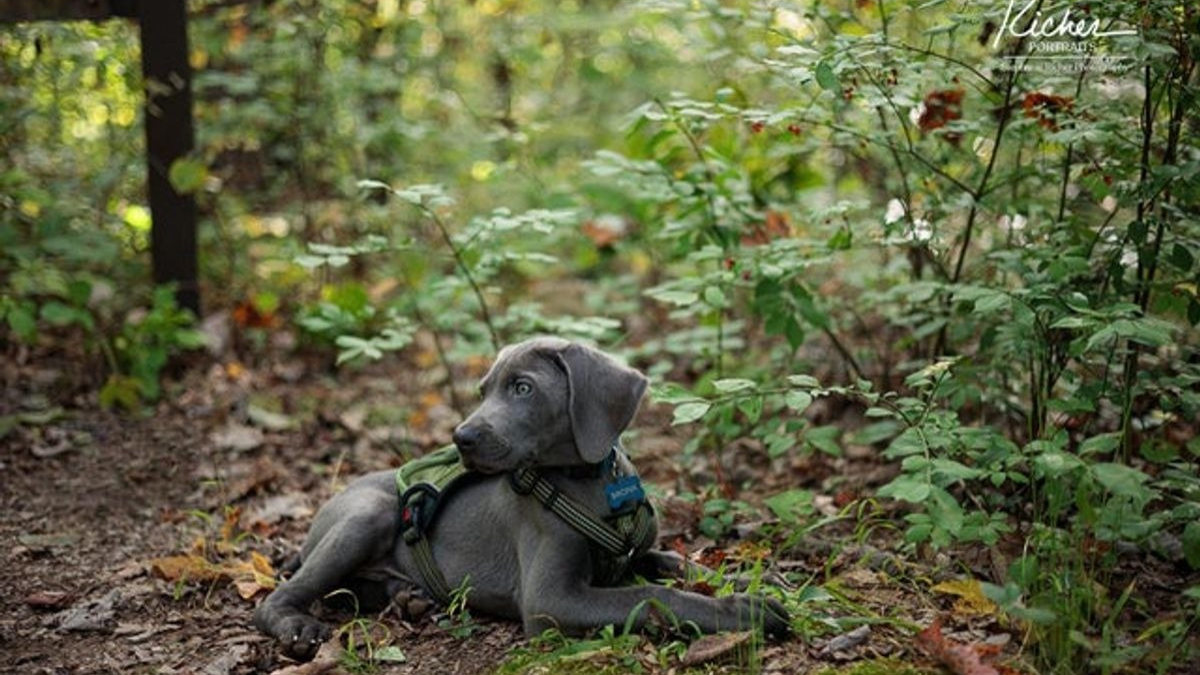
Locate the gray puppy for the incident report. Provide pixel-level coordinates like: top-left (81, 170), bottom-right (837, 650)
top-left (254, 337), bottom-right (789, 661)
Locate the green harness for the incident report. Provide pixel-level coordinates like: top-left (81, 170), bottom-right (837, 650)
top-left (394, 445), bottom-right (656, 605)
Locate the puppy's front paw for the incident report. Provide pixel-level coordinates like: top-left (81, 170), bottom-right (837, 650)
top-left (760, 597), bottom-right (791, 641)
top-left (274, 614), bottom-right (332, 662)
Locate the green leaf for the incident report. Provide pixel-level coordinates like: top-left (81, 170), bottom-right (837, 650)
top-left (712, 378), bottom-right (754, 393)
top-left (652, 383), bottom-right (702, 404)
top-left (99, 374), bottom-right (142, 411)
top-left (1079, 432), bottom-right (1121, 456)
top-left (930, 458), bottom-right (983, 481)
top-left (6, 305), bottom-right (37, 341)
top-left (883, 428), bottom-right (925, 458)
top-left (973, 292), bottom-right (1009, 314)
top-left (784, 390), bottom-right (813, 413)
top-left (702, 285), bottom-right (727, 308)
top-left (645, 289), bottom-right (699, 306)
top-left (764, 489), bottom-right (814, 524)
top-left (814, 61), bottom-right (838, 91)
top-left (40, 302), bottom-right (91, 330)
top-left (1091, 463), bottom-right (1154, 502)
top-left (374, 646), bottom-right (407, 663)
top-left (672, 401), bottom-right (711, 425)
top-left (1169, 243), bottom-right (1194, 271)
top-left (737, 395), bottom-right (763, 424)
top-left (356, 178), bottom-right (392, 192)
top-left (168, 158), bottom-right (208, 194)
top-left (805, 425), bottom-right (841, 456)
top-left (787, 374), bottom-right (819, 388)
top-left (1033, 450), bottom-right (1085, 478)
top-left (294, 254), bottom-right (326, 269)
top-left (1182, 521), bottom-right (1200, 570)
top-left (878, 475), bottom-right (931, 503)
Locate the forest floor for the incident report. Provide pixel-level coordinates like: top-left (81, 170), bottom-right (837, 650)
top-left (0, 339), bottom-right (1193, 675)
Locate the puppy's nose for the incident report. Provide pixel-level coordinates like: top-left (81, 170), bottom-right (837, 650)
top-left (453, 425), bottom-right (480, 451)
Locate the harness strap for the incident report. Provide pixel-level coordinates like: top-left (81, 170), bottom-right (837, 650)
top-left (410, 536), bottom-right (453, 605)
top-left (510, 468), bottom-right (653, 563)
top-left (397, 447), bottom-right (655, 605)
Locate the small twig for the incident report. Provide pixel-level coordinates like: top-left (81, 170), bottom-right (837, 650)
top-left (423, 207), bottom-right (500, 352)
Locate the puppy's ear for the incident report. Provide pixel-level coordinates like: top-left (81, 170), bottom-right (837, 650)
top-left (555, 343), bottom-right (648, 463)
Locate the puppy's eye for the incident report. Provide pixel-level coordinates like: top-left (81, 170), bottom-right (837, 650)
top-left (512, 380), bottom-right (533, 397)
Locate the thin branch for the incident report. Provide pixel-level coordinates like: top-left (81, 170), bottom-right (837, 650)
top-left (424, 208), bottom-right (500, 351)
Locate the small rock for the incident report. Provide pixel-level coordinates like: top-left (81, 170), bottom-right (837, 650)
top-left (201, 643), bottom-right (249, 675)
top-left (817, 624), bottom-right (870, 657)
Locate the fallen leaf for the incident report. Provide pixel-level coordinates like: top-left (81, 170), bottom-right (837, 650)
top-left (24, 590), bottom-right (76, 610)
top-left (18, 532), bottom-right (79, 550)
top-left (682, 631), bottom-right (753, 666)
top-left (373, 645), bottom-right (407, 663)
top-left (210, 423), bottom-right (264, 452)
top-left (916, 618), bottom-right (1006, 675)
top-left (248, 404), bottom-right (296, 431)
top-left (246, 493), bottom-right (313, 527)
top-left (31, 426), bottom-right (78, 458)
top-left (201, 643), bottom-right (249, 675)
top-left (56, 588), bottom-right (120, 632)
top-left (696, 548), bottom-right (727, 569)
top-left (268, 641), bottom-right (342, 675)
top-left (339, 406), bottom-right (368, 433)
top-left (932, 578), bottom-right (999, 617)
top-left (148, 551), bottom-right (276, 600)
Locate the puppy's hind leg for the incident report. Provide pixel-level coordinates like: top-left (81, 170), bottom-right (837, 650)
top-left (255, 492), bottom-right (398, 661)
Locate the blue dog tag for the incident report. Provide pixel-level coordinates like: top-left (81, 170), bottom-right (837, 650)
top-left (605, 475), bottom-right (645, 511)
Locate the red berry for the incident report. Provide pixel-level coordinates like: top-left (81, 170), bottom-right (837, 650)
top-left (724, 257), bottom-right (735, 270)
top-left (750, 121), bottom-right (765, 133)
top-left (787, 124), bottom-right (802, 136)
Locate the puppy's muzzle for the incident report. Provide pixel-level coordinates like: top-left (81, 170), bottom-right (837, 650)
top-left (453, 422), bottom-right (510, 472)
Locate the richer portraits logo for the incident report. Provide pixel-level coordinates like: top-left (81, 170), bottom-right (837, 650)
top-left (990, 0), bottom-right (1138, 74)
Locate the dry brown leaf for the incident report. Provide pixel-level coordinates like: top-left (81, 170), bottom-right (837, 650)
top-left (148, 551), bottom-right (276, 599)
top-left (681, 631), bottom-right (753, 666)
top-left (24, 590), bottom-right (76, 610)
top-left (916, 618), bottom-right (1015, 675)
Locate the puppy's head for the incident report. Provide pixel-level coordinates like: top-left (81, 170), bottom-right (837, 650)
top-left (452, 337), bottom-right (648, 473)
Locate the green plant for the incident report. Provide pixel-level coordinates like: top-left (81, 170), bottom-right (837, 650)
top-left (438, 574), bottom-right (478, 639)
top-left (335, 614), bottom-right (407, 674)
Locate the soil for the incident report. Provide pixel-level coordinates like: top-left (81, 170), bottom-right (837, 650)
top-left (1, 346), bottom-right (1196, 675)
